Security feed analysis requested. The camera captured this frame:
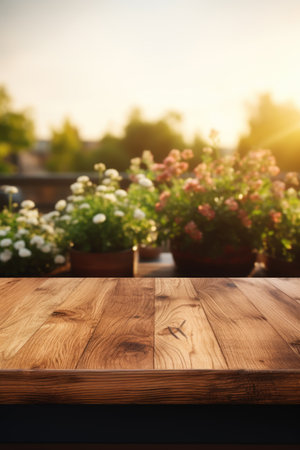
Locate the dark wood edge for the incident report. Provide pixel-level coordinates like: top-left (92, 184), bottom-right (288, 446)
top-left (0, 369), bottom-right (299, 404)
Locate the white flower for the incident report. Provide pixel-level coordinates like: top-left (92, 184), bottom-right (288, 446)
top-left (77, 175), bottom-right (90, 183)
top-left (114, 210), bottom-right (125, 217)
top-left (21, 200), bottom-right (35, 209)
top-left (43, 211), bottom-right (59, 222)
top-left (96, 185), bottom-right (108, 192)
top-left (41, 244), bottom-right (52, 253)
top-left (30, 235), bottom-right (44, 247)
top-left (102, 178), bottom-right (112, 186)
top-left (93, 213), bottom-right (106, 224)
top-left (104, 169), bottom-right (119, 179)
top-left (54, 254), bottom-right (65, 264)
top-left (115, 189), bottom-right (127, 198)
top-left (104, 193), bottom-right (117, 203)
top-left (67, 195), bottom-right (75, 202)
top-left (0, 249), bottom-right (12, 262)
top-left (26, 217), bottom-right (39, 226)
top-left (72, 195), bottom-right (85, 202)
top-left (19, 248), bottom-right (32, 258)
top-left (94, 163), bottom-right (106, 171)
top-left (70, 182), bottom-right (84, 195)
top-left (287, 187), bottom-right (296, 197)
top-left (0, 238), bottom-right (12, 247)
top-left (133, 208), bottom-right (146, 220)
top-left (16, 228), bottom-right (28, 236)
top-left (66, 204), bottom-right (74, 213)
top-left (3, 186), bottom-right (18, 194)
top-left (79, 203), bottom-right (90, 209)
top-left (41, 224), bottom-right (54, 234)
top-left (138, 177), bottom-right (153, 188)
top-left (14, 240), bottom-right (26, 250)
top-left (55, 199), bottom-right (67, 211)
top-left (60, 214), bottom-right (71, 221)
top-left (0, 230), bottom-right (7, 237)
top-left (16, 216), bottom-right (26, 223)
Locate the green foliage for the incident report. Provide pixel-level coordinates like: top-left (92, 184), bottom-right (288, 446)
top-left (53, 169), bottom-right (153, 253)
top-left (0, 85), bottom-right (35, 173)
top-left (238, 93), bottom-right (300, 171)
top-left (91, 133), bottom-right (130, 172)
top-left (122, 109), bottom-right (186, 162)
top-left (47, 118), bottom-right (83, 172)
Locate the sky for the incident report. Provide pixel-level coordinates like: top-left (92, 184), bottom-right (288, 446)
top-left (1, 0), bottom-right (300, 147)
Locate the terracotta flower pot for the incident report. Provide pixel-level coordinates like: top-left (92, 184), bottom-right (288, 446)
top-left (171, 241), bottom-right (256, 276)
top-left (265, 255), bottom-right (300, 276)
top-left (70, 247), bottom-right (138, 277)
top-left (139, 245), bottom-right (162, 261)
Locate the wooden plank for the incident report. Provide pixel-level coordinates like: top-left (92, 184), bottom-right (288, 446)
top-left (2, 278), bottom-right (117, 369)
top-left (191, 278), bottom-right (300, 370)
top-left (0, 369), bottom-right (299, 404)
top-left (77, 278), bottom-right (154, 369)
top-left (233, 278), bottom-right (300, 358)
top-left (267, 278), bottom-right (300, 304)
top-left (0, 278), bottom-right (82, 365)
top-left (0, 278), bottom-right (45, 326)
top-left (154, 278), bottom-right (227, 369)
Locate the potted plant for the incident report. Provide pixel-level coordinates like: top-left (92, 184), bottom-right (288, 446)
top-left (127, 150), bottom-right (166, 261)
top-left (136, 145), bottom-right (280, 276)
top-left (53, 164), bottom-right (153, 276)
top-left (0, 186), bottom-right (66, 276)
top-left (262, 172), bottom-right (300, 276)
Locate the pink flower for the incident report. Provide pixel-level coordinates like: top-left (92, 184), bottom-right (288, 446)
top-left (155, 202), bottom-right (163, 211)
top-left (152, 163), bottom-right (165, 171)
top-left (181, 149), bottom-right (194, 160)
top-left (249, 193), bottom-right (261, 202)
top-left (184, 221), bottom-right (203, 241)
top-left (269, 209), bottom-right (282, 224)
top-left (225, 197), bottom-right (238, 211)
top-left (163, 156), bottom-right (176, 166)
top-left (268, 165), bottom-right (280, 177)
top-left (285, 172), bottom-right (299, 186)
top-left (198, 203), bottom-right (215, 220)
top-left (238, 210), bottom-right (252, 228)
top-left (183, 178), bottom-right (206, 193)
top-left (159, 191), bottom-right (171, 208)
top-left (169, 149), bottom-right (181, 161)
top-left (194, 163), bottom-right (207, 179)
top-left (272, 180), bottom-right (286, 199)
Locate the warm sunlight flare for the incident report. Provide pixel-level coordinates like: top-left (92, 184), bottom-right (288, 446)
top-left (1, 0), bottom-right (300, 148)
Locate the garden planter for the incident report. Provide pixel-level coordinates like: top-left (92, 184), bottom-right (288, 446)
top-left (171, 241), bottom-right (256, 276)
top-left (70, 247), bottom-right (138, 277)
top-left (139, 245), bottom-right (162, 261)
top-left (265, 255), bottom-right (300, 276)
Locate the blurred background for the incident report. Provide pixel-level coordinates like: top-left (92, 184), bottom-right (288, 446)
top-left (1, 0), bottom-right (300, 209)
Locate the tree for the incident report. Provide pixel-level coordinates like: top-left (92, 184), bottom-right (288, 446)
top-left (0, 85), bottom-right (35, 173)
top-left (47, 119), bottom-right (83, 172)
top-left (91, 133), bottom-right (130, 172)
top-left (122, 108), bottom-right (186, 162)
top-left (238, 93), bottom-right (300, 171)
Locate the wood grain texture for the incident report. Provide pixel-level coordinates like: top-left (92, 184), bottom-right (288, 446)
top-left (267, 278), bottom-right (300, 304)
top-left (233, 278), bottom-right (300, 359)
top-left (1, 278), bottom-right (117, 369)
top-left (0, 278), bottom-right (82, 365)
top-left (155, 278), bottom-right (227, 369)
top-left (191, 278), bottom-right (300, 370)
top-left (0, 277), bottom-right (300, 405)
top-left (77, 278), bottom-right (154, 369)
top-left (0, 369), bottom-right (299, 404)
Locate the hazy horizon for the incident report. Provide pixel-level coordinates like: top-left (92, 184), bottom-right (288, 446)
top-left (1, 0), bottom-right (300, 147)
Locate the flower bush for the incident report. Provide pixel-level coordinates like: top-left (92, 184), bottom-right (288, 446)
top-left (52, 164), bottom-right (153, 253)
top-left (127, 150), bottom-right (166, 247)
top-left (261, 172), bottom-right (300, 263)
top-left (129, 146), bottom-right (285, 258)
top-left (0, 186), bottom-right (66, 276)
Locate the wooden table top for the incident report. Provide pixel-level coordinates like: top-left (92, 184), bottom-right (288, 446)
top-left (0, 277), bottom-right (299, 404)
